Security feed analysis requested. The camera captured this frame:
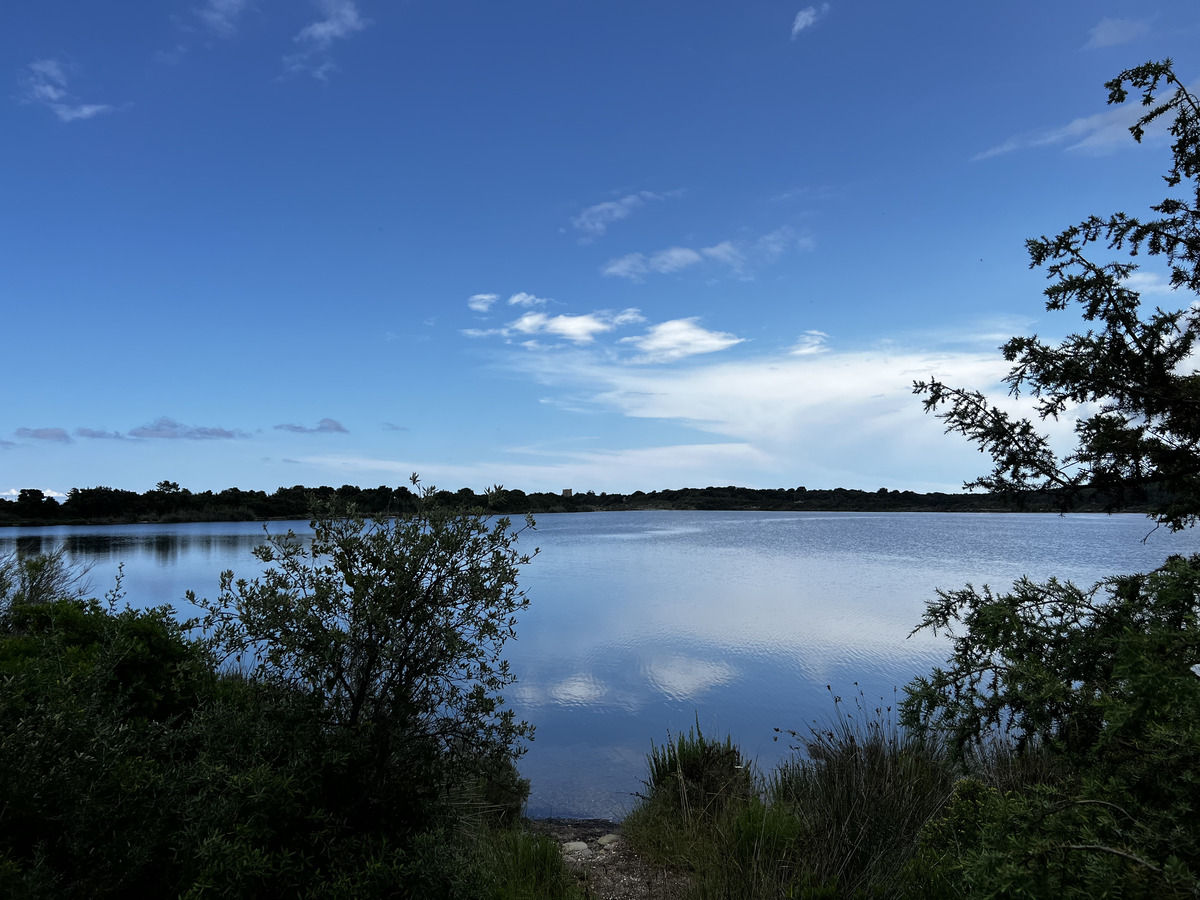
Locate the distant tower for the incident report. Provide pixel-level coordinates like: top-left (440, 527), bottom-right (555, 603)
top-left (562, 488), bottom-right (573, 497)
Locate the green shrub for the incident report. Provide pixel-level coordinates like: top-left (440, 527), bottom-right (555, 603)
top-left (485, 829), bottom-right (583, 900)
top-left (642, 717), bottom-right (755, 819)
top-left (902, 777), bottom-right (1001, 898)
top-left (0, 511), bottom-right (550, 899)
top-left (772, 690), bottom-right (957, 897)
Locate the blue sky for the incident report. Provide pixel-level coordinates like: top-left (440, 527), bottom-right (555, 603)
top-left (4, 1), bottom-right (1199, 498)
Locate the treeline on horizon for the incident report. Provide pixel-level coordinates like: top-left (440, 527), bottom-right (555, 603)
top-left (0, 479), bottom-right (1150, 527)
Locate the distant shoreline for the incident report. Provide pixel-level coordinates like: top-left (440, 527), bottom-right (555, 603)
top-left (0, 482), bottom-right (1151, 528)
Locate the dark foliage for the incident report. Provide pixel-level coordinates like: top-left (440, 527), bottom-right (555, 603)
top-left (0, 483), bottom-right (546, 898)
top-left (915, 60), bottom-right (1200, 530)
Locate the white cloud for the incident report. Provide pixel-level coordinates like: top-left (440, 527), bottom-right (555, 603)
top-left (1083, 17), bottom-right (1151, 50)
top-left (510, 310), bottom-right (644, 344)
top-left (21, 59), bottom-right (114, 123)
top-left (489, 332), bottom-right (1077, 492)
top-left (508, 291), bottom-right (550, 308)
top-left (463, 307), bottom-right (645, 345)
top-left (454, 316), bottom-right (1086, 493)
top-left (620, 318), bottom-right (744, 363)
top-left (1122, 271), bottom-right (1176, 295)
top-left (791, 4), bottom-right (830, 39)
top-left (467, 292), bottom-right (498, 312)
top-left (195, 0), bottom-right (250, 36)
top-left (285, 0), bottom-right (369, 80)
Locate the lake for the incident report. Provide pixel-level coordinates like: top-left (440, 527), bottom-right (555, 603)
top-left (1, 510), bottom-right (1192, 818)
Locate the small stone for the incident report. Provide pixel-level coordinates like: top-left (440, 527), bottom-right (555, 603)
top-left (597, 834), bottom-right (620, 847)
top-left (562, 841), bottom-right (591, 856)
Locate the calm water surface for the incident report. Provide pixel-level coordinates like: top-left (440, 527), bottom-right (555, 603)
top-left (2, 511), bottom-right (1192, 818)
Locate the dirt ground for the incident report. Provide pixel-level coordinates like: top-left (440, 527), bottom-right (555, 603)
top-left (527, 818), bottom-right (688, 900)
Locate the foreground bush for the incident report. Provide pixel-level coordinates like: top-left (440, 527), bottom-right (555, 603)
top-left (625, 704), bottom-right (958, 899)
top-left (0, 484), bottom-right (570, 899)
top-left (898, 554), bottom-right (1200, 898)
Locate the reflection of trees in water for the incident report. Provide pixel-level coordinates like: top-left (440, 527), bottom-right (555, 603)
top-left (2, 526), bottom-right (297, 577)
top-left (153, 534), bottom-right (179, 565)
top-left (14, 536), bottom-right (45, 558)
top-left (62, 534), bottom-right (123, 559)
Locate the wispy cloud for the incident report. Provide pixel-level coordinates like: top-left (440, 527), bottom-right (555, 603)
top-left (972, 80), bottom-right (1199, 159)
top-left (620, 319), bottom-right (744, 363)
top-left (758, 226), bottom-right (813, 259)
top-left (791, 4), bottom-right (830, 39)
top-left (790, 330), bottom-right (829, 355)
top-left (602, 227), bottom-right (810, 281)
top-left (15, 427), bottom-right (72, 444)
top-left (274, 417), bottom-right (349, 434)
top-left (603, 246), bottom-right (712, 279)
top-left (467, 292), bottom-right (498, 312)
top-left (299, 442), bottom-right (775, 496)
top-left (571, 191), bottom-right (666, 240)
top-left (1083, 17), bottom-right (1151, 50)
top-left (492, 331), bottom-right (1062, 491)
top-left (75, 427), bottom-right (127, 440)
top-left (195, 0), bottom-right (251, 36)
top-left (128, 417), bottom-right (246, 440)
top-left (297, 327), bottom-right (1040, 492)
top-left (21, 59), bottom-right (114, 123)
top-left (508, 292), bottom-right (550, 308)
top-left (284, 0), bottom-right (369, 80)
top-left (381, 422), bottom-right (410, 432)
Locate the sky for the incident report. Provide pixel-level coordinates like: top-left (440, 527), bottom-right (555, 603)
top-left (4, 1), bottom-right (1199, 498)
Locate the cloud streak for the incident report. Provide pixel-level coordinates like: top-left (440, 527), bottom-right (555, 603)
top-left (15, 427), bottom-right (72, 444)
top-left (973, 79), bottom-right (1200, 159)
top-left (274, 418), bottom-right (349, 434)
top-left (128, 417), bottom-right (246, 440)
top-left (602, 227), bottom-right (809, 281)
top-left (571, 191), bottom-right (665, 239)
top-left (508, 292), bottom-right (550, 308)
top-left (1083, 17), bottom-right (1151, 50)
top-left (21, 59), bottom-right (114, 123)
top-left (194, 0), bottom-right (250, 36)
top-left (285, 0), bottom-right (369, 80)
top-left (75, 428), bottom-right (128, 440)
